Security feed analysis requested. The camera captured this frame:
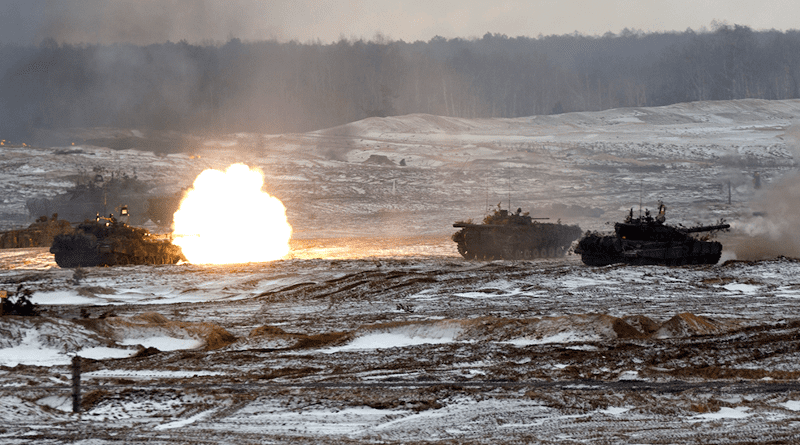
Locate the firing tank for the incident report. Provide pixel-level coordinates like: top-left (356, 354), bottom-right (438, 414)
top-left (575, 202), bottom-right (730, 266)
top-left (49, 211), bottom-right (185, 268)
top-left (452, 206), bottom-right (583, 260)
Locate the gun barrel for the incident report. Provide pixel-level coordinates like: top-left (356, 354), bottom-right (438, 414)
top-left (683, 223), bottom-right (731, 233)
top-left (453, 217), bottom-right (550, 228)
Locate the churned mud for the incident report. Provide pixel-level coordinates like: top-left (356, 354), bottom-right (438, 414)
top-left (2, 100), bottom-right (800, 442)
top-left (2, 249), bottom-right (800, 443)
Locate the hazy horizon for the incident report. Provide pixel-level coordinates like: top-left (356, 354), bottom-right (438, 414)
top-left (1, 0), bottom-right (799, 46)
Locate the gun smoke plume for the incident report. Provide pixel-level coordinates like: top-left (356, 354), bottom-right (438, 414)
top-left (730, 174), bottom-right (800, 260)
top-left (722, 123), bottom-right (800, 261)
top-left (783, 123), bottom-right (800, 164)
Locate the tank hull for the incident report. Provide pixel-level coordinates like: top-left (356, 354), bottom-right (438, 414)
top-left (575, 203), bottom-right (729, 267)
top-left (576, 233), bottom-right (723, 266)
top-left (452, 223), bottom-right (582, 260)
top-left (50, 221), bottom-right (185, 268)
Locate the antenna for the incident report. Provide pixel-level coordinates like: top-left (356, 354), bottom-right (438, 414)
top-left (639, 180), bottom-right (643, 218)
top-left (506, 176), bottom-right (511, 212)
top-left (507, 171), bottom-right (511, 211)
top-left (485, 175), bottom-right (489, 215)
top-left (728, 180), bottom-right (732, 205)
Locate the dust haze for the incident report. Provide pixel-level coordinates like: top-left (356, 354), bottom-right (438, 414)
top-left (727, 123), bottom-right (800, 260)
top-left (730, 174), bottom-right (800, 260)
top-left (35, 0), bottom-right (290, 46)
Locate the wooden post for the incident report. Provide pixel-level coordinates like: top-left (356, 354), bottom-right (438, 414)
top-left (0, 290), bottom-right (6, 316)
top-left (728, 180), bottom-right (732, 205)
top-left (71, 356), bottom-right (81, 414)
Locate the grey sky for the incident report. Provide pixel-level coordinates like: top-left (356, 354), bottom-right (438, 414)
top-left (1, 0), bottom-right (799, 45)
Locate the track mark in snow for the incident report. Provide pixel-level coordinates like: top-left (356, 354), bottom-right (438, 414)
top-left (154, 408), bottom-right (219, 430)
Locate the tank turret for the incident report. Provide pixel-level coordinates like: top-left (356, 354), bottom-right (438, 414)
top-left (452, 205), bottom-right (582, 260)
top-left (575, 202), bottom-right (730, 266)
top-left (49, 212), bottom-right (185, 268)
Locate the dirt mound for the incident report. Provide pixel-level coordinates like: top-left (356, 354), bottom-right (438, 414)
top-left (133, 312), bottom-right (170, 324)
top-left (622, 315), bottom-right (661, 336)
top-left (239, 313), bottom-right (740, 351)
top-left (362, 154), bottom-right (395, 165)
top-left (456, 314), bottom-right (645, 344)
top-left (85, 312), bottom-right (237, 350)
top-left (250, 325), bottom-right (287, 336)
top-left (231, 325), bottom-right (302, 349)
top-left (531, 314), bottom-right (643, 342)
top-left (228, 325), bottom-right (351, 350)
top-left (654, 313), bottom-right (734, 338)
top-left (0, 316), bottom-right (113, 352)
top-left (76, 286), bottom-right (117, 298)
top-left (357, 319), bottom-right (465, 339)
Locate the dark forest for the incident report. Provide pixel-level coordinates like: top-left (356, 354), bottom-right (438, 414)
top-left (1, 24), bottom-right (799, 142)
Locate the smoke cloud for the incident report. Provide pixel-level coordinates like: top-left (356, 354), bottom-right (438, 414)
top-left (34, 0), bottom-right (288, 46)
top-left (783, 123), bottom-right (800, 164)
top-left (729, 174), bottom-right (800, 260)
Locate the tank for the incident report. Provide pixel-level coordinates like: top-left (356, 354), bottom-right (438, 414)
top-left (452, 206), bottom-right (583, 260)
top-left (575, 202), bottom-right (730, 266)
top-left (49, 213), bottom-right (186, 268)
top-left (0, 215), bottom-right (73, 248)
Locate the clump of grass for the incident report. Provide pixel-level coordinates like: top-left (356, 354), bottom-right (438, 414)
top-left (1, 285), bottom-right (39, 316)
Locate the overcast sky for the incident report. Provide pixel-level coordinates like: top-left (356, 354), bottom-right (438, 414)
top-left (1, 0), bottom-right (799, 46)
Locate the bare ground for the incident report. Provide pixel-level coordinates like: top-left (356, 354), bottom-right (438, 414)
top-left (2, 101), bottom-right (800, 442)
top-left (2, 246), bottom-right (800, 443)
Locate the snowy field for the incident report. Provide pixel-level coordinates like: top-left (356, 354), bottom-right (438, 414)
top-left (2, 99), bottom-right (800, 443)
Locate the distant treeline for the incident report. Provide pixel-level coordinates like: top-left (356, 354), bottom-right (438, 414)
top-left (1, 24), bottom-right (799, 141)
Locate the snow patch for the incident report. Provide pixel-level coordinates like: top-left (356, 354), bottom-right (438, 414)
top-left (722, 283), bottom-right (760, 294)
top-left (324, 322), bottom-right (462, 353)
top-left (324, 332), bottom-right (453, 353)
top-left (599, 406), bottom-right (630, 415)
top-left (36, 395), bottom-right (72, 412)
top-left (506, 331), bottom-right (602, 346)
top-left (32, 290), bottom-right (108, 305)
top-left (610, 116), bottom-right (643, 124)
top-left (155, 409), bottom-right (218, 430)
top-left (0, 330), bottom-right (73, 367)
top-left (781, 401), bottom-right (800, 411)
top-left (691, 406), bottom-right (751, 421)
top-left (85, 370), bottom-right (223, 379)
top-left (78, 346), bottom-right (137, 360)
top-left (618, 371), bottom-right (640, 380)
